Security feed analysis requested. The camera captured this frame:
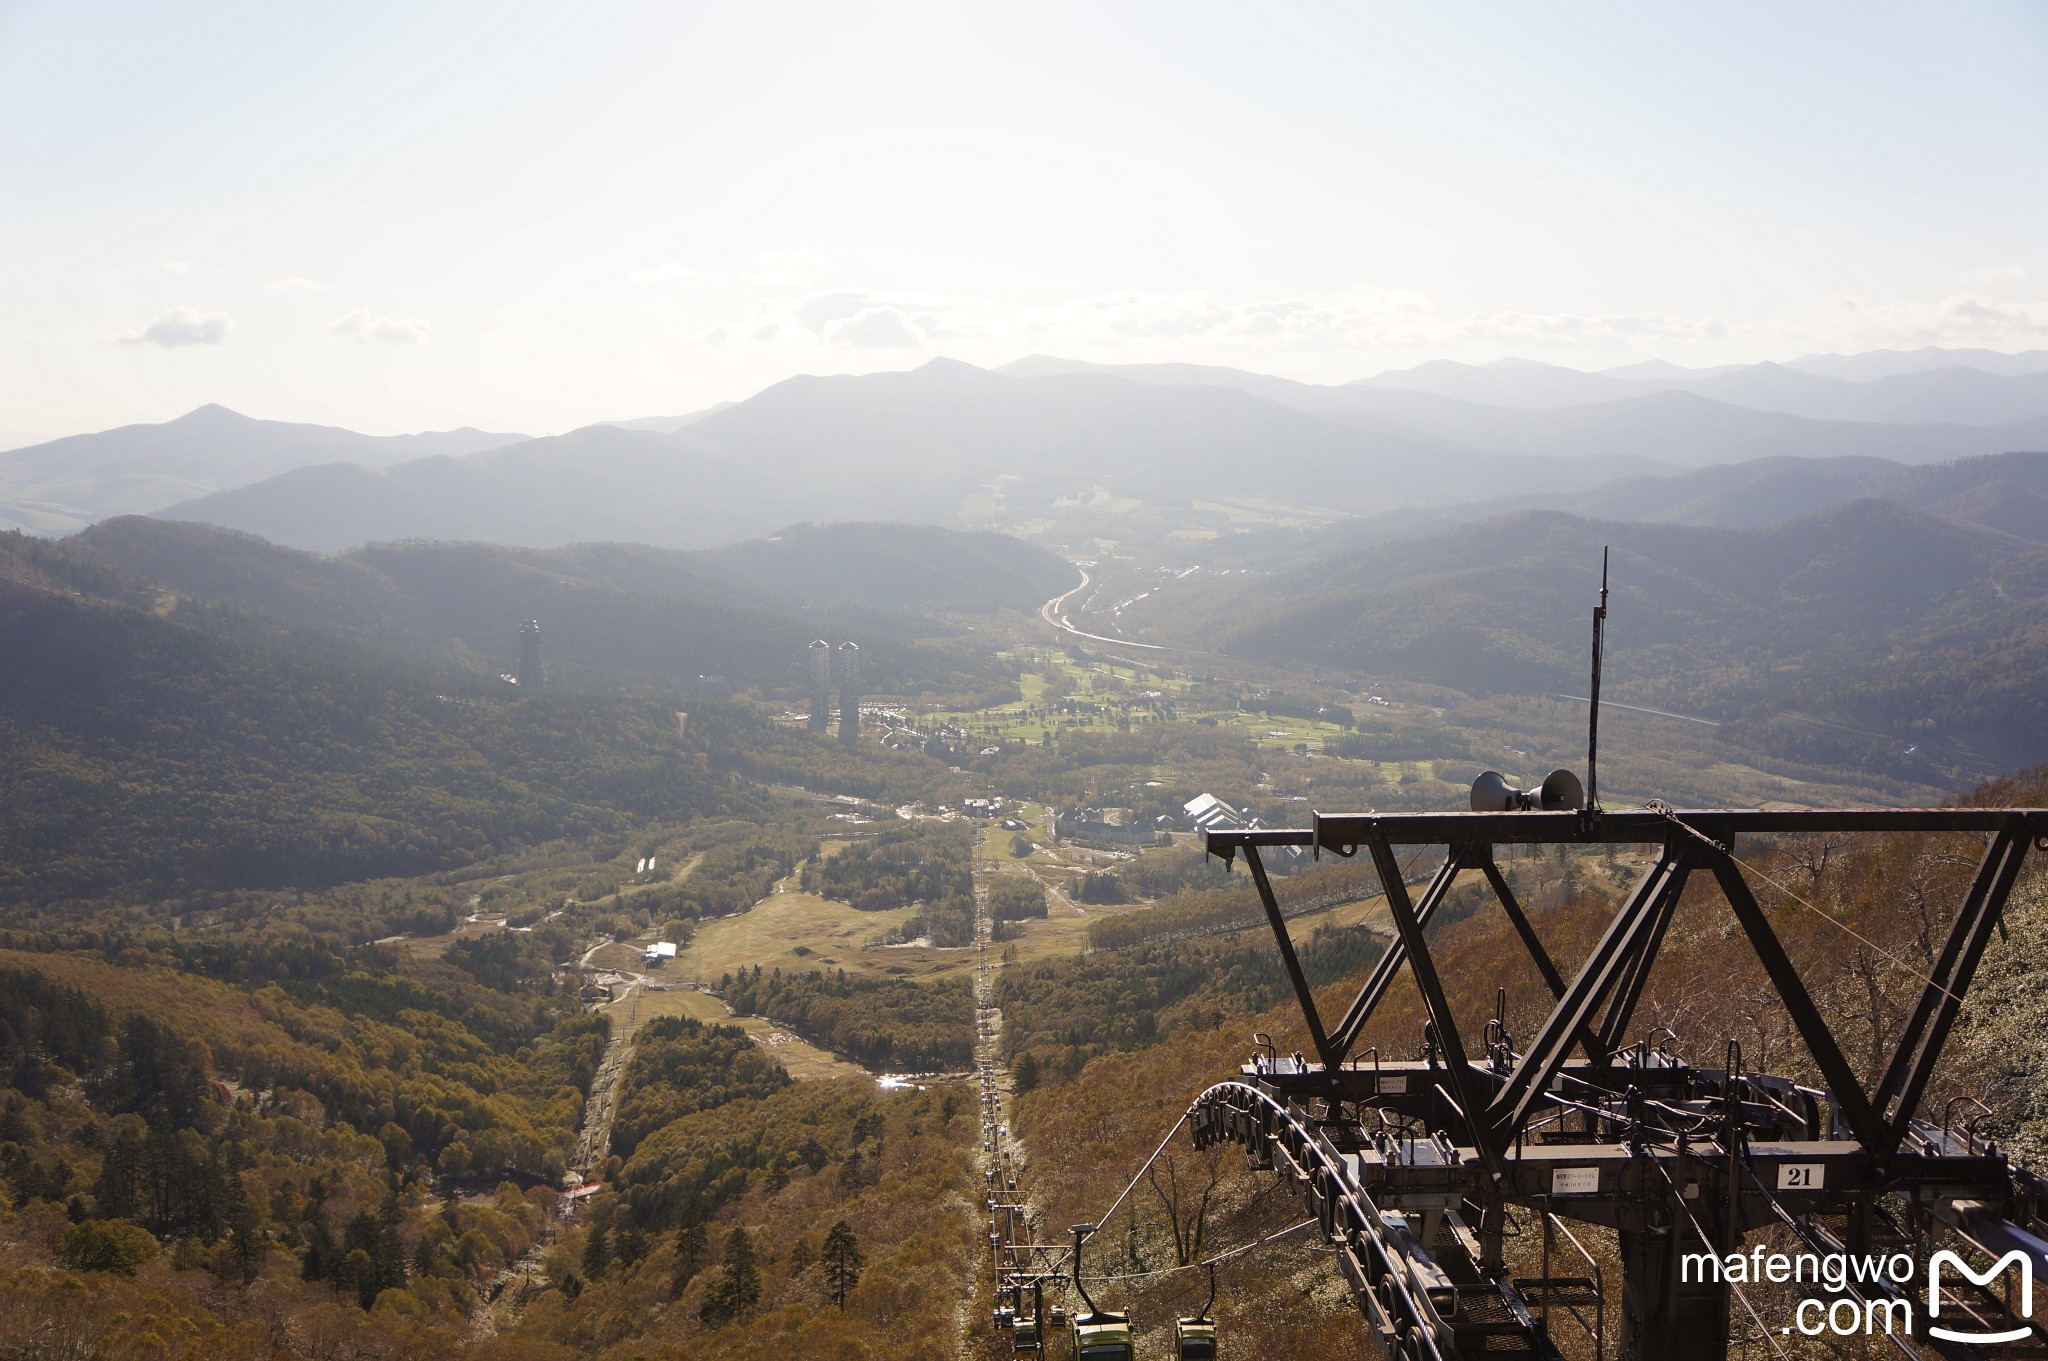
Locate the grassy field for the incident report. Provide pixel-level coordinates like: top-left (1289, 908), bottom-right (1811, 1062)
top-left (670, 888), bottom-right (972, 982)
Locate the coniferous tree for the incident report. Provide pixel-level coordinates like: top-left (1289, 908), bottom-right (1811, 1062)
top-left (698, 1227), bottom-right (759, 1326)
top-left (670, 1221), bottom-right (707, 1298)
top-left (301, 1218), bottom-right (339, 1283)
top-left (93, 1127), bottom-right (141, 1220)
top-left (821, 1220), bottom-right (863, 1308)
top-left (224, 1173), bottom-right (261, 1283)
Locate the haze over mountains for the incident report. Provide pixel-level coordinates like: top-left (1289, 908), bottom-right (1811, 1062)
top-left (62, 516), bottom-right (1073, 691)
top-left (1111, 493), bottom-right (2048, 774)
top-left (12, 341), bottom-right (2048, 803)
top-left (4, 345), bottom-right (2046, 555)
top-left (0, 404), bottom-right (526, 536)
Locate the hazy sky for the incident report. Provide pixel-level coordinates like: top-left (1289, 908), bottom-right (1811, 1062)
top-left (2, 1), bottom-right (2044, 444)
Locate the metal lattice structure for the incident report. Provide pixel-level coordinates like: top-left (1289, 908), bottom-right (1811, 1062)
top-left (1196, 805), bottom-right (2048, 1360)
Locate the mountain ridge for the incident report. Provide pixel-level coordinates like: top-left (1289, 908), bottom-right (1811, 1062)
top-left (0, 404), bottom-right (529, 536)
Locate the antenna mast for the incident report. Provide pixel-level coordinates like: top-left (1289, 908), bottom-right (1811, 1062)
top-left (1587, 547), bottom-right (1609, 810)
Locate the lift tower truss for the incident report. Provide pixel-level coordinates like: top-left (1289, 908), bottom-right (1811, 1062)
top-left (1196, 805), bottom-right (2048, 1360)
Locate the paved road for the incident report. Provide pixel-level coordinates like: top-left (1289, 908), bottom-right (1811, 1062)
top-left (1039, 564), bottom-right (1218, 656)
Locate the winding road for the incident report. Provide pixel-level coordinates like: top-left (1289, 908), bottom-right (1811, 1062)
top-left (1040, 565), bottom-right (1218, 656)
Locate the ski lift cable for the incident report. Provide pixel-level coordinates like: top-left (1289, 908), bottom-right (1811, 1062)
top-left (1646, 1157), bottom-right (1792, 1361)
top-left (1075, 1218), bottom-right (1318, 1284)
top-left (1041, 1110), bottom-right (1195, 1278)
top-left (1653, 806), bottom-right (1967, 1007)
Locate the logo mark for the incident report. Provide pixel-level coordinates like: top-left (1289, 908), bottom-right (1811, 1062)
top-left (1927, 1249), bottom-right (2034, 1344)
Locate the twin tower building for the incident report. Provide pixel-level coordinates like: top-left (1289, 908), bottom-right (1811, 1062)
top-left (808, 640), bottom-right (862, 747)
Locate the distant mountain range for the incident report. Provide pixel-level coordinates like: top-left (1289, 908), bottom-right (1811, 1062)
top-left (7, 346), bottom-right (2048, 554)
top-left (65, 516), bottom-right (1074, 690)
top-left (1213, 449), bottom-right (2048, 561)
top-left (1109, 494), bottom-right (2048, 772)
top-left (1000, 356), bottom-right (2048, 462)
top-left (154, 360), bottom-right (1662, 551)
top-left (0, 404), bottom-right (526, 535)
top-left (1353, 352), bottom-right (2048, 421)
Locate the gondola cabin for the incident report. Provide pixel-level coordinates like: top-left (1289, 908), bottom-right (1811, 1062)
top-left (1175, 1318), bottom-right (1217, 1359)
top-left (1073, 1311), bottom-right (1135, 1361)
top-left (1011, 1318), bottom-right (1041, 1355)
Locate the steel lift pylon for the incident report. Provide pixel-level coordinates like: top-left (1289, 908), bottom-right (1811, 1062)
top-left (1194, 804), bottom-right (2048, 1360)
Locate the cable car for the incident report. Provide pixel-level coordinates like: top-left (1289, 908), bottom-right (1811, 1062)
top-left (1074, 1313), bottom-right (1134, 1360)
top-left (1174, 1318), bottom-right (1217, 1359)
top-left (1175, 1261), bottom-right (1221, 1359)
top-left (1067, 1223), bottom-right (1135, 1361)
top-left (1012, 1317), bottom-right (1042, 1355)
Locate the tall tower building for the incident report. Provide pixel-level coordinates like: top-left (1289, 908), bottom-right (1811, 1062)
top-left (836, 640), bottom-right (861, 747)
top-left (807, 639), bottom-right (832, 733)
top-left (517, 619), bottom-right (544, 689)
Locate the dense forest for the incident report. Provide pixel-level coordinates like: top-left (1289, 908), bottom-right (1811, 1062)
top-left (721, 965), bottom-right (976, 1072)
top-left (998, 925), bottom-right (1384, 1089)
top-left (609, 1016), bottom-right (792, 1157)
top-left (800, 822), bottom-right (978, 946)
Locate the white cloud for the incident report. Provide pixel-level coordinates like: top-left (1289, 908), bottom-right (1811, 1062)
top-left (626, 261), bottom-right (696, 286)
top-left (708, 286), bottom-right (1722, 355)
top-left (325, 307), bottom-right (431, 344)
top-left (267, 276), bottom-right (331, 293)
top-left (755, 249), bottom-right (829, 286)
top-left (702, 284), bottom-right (2044, 361)
top-left (1810, 292), bottom-right (2048, 348)
top-left (160, 259), bottom-right (193, 275)
top-left (116, 306), bottom-right (232, 347)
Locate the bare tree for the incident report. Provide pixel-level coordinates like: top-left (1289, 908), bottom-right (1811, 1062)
top-left (1147, 1147), bottom-right (1223, 1267)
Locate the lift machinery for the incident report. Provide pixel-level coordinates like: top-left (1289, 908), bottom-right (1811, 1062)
top-left (1195, 799), bottom-right (2048, 1359)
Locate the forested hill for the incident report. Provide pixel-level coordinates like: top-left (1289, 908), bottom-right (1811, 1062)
top-left (0, 532), bottom-right (756, 907)
top-left (68, 517), bottom-right (1041, 697)
top-left (1118, 497), bottom-right (2048, 763)
top-left (697, 521), bottom-right (1074, 612)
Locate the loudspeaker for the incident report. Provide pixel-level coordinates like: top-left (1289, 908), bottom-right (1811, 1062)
top-left (1470, 768), bottom-right (1585, 812)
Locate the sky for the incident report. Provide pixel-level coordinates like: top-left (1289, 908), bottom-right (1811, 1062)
top-left (1, 0), bottom-right (2045, 446)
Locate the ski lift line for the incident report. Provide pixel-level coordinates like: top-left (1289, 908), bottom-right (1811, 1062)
top-left (1653, 806), bottom-right (1971, 1009)
top-left (1647, 1156), bottom-right (1795, 1361)
top-left (1195, 1081), bottom-right (1453, 1361)
top-left (1072, 1218), bottom-right (1319, 1284)
top-left (1034, 1111), bottom-right (1198, 1281)
top-left (1544, 692), bottom-right (1720, 728)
